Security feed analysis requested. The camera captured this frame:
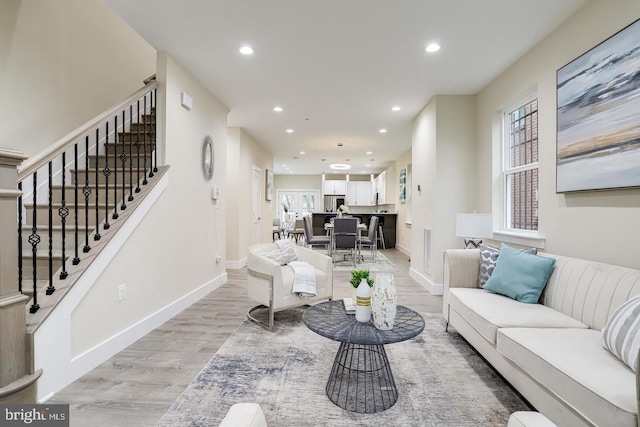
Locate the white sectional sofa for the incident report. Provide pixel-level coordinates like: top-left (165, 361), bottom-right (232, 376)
top-left (443, 248), bottom-right (640, 427)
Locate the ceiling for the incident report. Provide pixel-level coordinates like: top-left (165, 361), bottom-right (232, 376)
top-left (102, 0), bottom-right (587, 176)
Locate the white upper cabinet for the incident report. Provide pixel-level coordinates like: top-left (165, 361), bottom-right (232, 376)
top-left (323, 179), bottom-right (346, 195)
top-left (347, 181), bottom-right (373, 205)
top-left (373, 171), bottom-right (386, 204)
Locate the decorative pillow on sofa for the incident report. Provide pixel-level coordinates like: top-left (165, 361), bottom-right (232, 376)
top-left (478, 244), bottom-right (537, 287)
top-left (257, 240), bottom-right (298, 265)
top-left (602, 294), bottom-right (640, 372)
top-left (483, 244), bottom-right (555, 304)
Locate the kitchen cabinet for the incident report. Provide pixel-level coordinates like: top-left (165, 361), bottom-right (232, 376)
top-left (373, 171), bottom-right (386, 204)
top-left (323, 179), bottom-right (346, 195)
top-left (347, 181), bottom-right (373, 205)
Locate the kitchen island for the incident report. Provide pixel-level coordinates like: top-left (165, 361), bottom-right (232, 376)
top-left (311, 213), bottom-right (397, 249)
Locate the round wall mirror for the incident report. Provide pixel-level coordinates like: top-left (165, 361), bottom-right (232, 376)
top-left (202, 135), bottom-right (214, 180)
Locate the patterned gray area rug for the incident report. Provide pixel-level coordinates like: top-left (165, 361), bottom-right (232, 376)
top-left (157, 310), bottom-right (529, 427)
top-left (332, 252), bottom-right (400, 272)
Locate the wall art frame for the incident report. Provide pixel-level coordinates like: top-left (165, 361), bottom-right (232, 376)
top-left (399, 168), bottom-right (407, 203)
top-left (265, 169), bottom-right (274, 201)
top-left (556, 18), bottom-right (640, 193)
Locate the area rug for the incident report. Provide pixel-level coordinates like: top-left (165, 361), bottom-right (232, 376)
top-left (156, 310), bottom-right (530, 427)
top-left (332, 252), bottom-right (399, 272)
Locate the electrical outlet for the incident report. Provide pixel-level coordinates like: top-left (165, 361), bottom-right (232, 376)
top-left (118, 284), bottom-right (126, 302)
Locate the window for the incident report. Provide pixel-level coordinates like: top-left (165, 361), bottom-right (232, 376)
top-left (503, 97), bottom-right (538, 231)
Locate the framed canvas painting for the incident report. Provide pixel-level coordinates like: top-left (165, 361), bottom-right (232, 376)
top-left (556, 18), bottom-right (640, 192)
top-left (265, 169), bottom-right (274, 201)
top-left (399, 168), bottom-right (407, 203)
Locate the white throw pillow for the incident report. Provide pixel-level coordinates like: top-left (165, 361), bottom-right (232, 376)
top-left (602, 294), bottom-right (640, 372)
top-left (257, 240), bottom-right (298, 265)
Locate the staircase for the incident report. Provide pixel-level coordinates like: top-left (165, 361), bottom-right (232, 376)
top-left (0, 77), bottom-right (170, 403)
top-left (20, 108), bottom-right (159, 314)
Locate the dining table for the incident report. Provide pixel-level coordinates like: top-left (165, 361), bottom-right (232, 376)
top-left (324, 220), bottom-right (368, 257)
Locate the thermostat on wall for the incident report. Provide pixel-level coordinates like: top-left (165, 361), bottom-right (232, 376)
top-left (211, 186), bottom-right (220, 200)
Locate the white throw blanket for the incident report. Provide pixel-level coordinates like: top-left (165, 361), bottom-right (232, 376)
top-left (288, 261), bottom-right (317, 298)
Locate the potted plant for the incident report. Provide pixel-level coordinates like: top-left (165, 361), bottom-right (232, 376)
top-left (350, 269), bottom-right (374, 288)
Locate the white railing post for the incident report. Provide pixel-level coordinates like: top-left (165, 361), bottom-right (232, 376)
top-left (0, 147), bottom-right (42, 403)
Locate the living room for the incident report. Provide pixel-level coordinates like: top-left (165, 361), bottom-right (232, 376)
top-left (1, 0), bottom-right (639, 425)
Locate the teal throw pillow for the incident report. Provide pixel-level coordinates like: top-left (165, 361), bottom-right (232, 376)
top-left (483, 244), bottom-right (556, 303)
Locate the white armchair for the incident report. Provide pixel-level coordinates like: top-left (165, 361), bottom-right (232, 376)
top-left (247, 242), bottom-right (333, 331)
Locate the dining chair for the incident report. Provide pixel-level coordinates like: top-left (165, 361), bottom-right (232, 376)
top-left (358, 215), bottom-right (378, 262)
top-left (332, 217), bottom-right (358, 268)
top-left (372, 214), bottom-right (385, 249)
top-left (291, 218), bottom-right (305, 242)
top-left (303, 216), bottom-right (330, 252)
top-left (272, 218), bottom-right (281, 241)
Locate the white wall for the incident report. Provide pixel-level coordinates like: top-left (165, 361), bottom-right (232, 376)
top-left (475, 0), bottom-right (640, 269)
top-left (395, 148), bottom-right (412, 256)
top-left (0, 0), bottom-right (156, 156)
top-left (411, 96), bottom-right (476, 292)
top-left (226, 127), bottom-right (273, 266)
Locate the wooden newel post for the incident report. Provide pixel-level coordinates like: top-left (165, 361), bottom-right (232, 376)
top-left (0, 147), bottom-right (41, 403)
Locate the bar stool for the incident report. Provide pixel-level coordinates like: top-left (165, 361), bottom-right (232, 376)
top-left (372, 215), bottom-right (385, 249)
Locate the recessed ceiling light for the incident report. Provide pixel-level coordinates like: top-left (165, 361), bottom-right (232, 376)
top-left (391, 106), bottom-right (401, 111)
top-left (366, 151), bottom-right (372, 155)
top-left (366, 164), bottom-right (371, 167)
top-left (425, 43), bottom-right (441, 53)
top-left (379, 129), bottom-right (387, 133)
top-left (273, 106), bottom-right (283, 112)
top-left (282, 164), bottom-right (287, 167)
top-left (239, 45), bottom-right (254, 55)
top-left (329, 164), bottom-right (351, 170)
top-left (286, 129), bottom-right (294, 133)
top-left (299, 151), bottom-right (305, 155)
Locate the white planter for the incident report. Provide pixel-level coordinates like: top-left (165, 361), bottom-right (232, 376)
top-left (372, 273), bottom-right (397, 330)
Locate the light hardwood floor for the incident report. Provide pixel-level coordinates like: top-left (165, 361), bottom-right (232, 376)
top-left (49, 249), bottom-right (442, 426)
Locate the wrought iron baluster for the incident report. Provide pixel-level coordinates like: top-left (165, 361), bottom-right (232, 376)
top-left (150, 89), bottom-right (157, 176)
top-left (83, 136), bottom-right (92, 252)
top-left (94, 128), bottom-right (101, 241)
top-left (46, 161), bottom-right (55, 295)
top-left (128, 105), bottom-right (134, 202)
top-left (18, 182), bottom-right (23, 293)
top-left (58, 153), bottom-right (69, 280)
top-left (103, 123), bottom-right (111, 230)
top-left (120, 111), bottom-right (127, 210)
top-left (135, 100), bottom-right (141, 193)
top-left (112, 116), bottom-right (119, 220)
top-left (29, 172), bottom-right (40, 313)
top-left (73, 143), bottom-right (80, 265)
top-left (142, 97), bottom-right (148, 186)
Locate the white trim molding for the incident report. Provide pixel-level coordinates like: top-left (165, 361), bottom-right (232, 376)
top-left (409, 267), bottom-right (443, 296)
top-left (226, 257), bottom-right (248, 270)
top-left (492, 230), bottom-right (546, 249)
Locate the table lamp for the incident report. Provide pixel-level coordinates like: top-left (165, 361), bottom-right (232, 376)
top-left (456, 213), bottom-right (493, 249)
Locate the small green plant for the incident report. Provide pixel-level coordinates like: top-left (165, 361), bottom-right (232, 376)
top-left (350, 269), bottom-right (374, 288)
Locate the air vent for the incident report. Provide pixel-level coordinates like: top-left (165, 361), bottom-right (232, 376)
top-left (424, 228), bottom-right (432, 274)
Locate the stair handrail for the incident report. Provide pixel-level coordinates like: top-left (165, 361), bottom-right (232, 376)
top-left (18, 79), bottom-right (157, 181)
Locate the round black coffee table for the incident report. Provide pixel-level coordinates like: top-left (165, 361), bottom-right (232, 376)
top-left (303, 300), bottom-right (425, 413)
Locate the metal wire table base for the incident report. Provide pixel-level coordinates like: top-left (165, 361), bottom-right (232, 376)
top-left (326, 342), bottom-right (398, 413)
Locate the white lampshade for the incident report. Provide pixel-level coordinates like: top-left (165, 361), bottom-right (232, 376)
top-left (456, 213), bottom-right (493, 238)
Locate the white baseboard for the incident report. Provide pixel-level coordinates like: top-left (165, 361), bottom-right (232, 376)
top-left (409, 267), bottom-right (443, 296)
top-left (38, 273), bottom-right (227, 403)
top-left (395, 243), bottom-right (411, 258)
top-left (226, 257), bottom-right (247, 269)
top-left (71, 272), bottom-right (227, 383)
